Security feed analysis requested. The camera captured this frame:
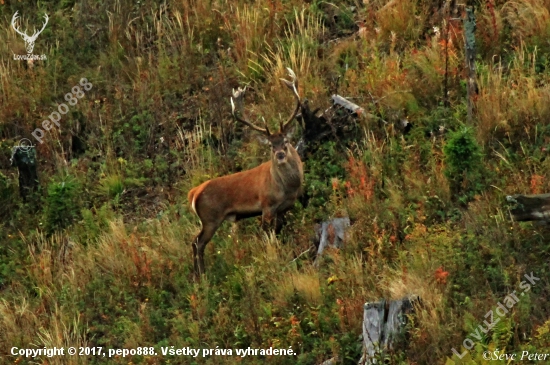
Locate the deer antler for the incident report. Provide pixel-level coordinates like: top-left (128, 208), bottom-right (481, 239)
top-left (231, 86), bottom-right (271, 135)
top-left (279, 68), bottom-right (301, 133)
top-left (11, 11), bottom-right (28, 38)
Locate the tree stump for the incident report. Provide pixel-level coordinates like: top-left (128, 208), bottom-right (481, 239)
top-left (10, 145), bottom-right (39, 201)
top-left (358, 295), bottom-right (420, 364)
top-left (318, 357), bottom-right (339, 365)
top-left (313, 217), bottom-right (350, 266)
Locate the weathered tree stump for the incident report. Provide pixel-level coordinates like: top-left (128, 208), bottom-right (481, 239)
top-left (10, 144), bottom-right (39, 201)
top-left (358, 295), bottom-right (420, 364)
top-left (506, 194), bottom-right (550, 221)
top-left (318, 357), bottom-right (339, 365)
top-left (313, 217), bottom-right (350, 266)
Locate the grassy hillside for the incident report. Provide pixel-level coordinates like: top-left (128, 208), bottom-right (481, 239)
top-left (1, 0), bottom-right (550, 364)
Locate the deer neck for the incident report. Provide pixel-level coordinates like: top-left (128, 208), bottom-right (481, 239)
top-left (271, 148), bottom-right (303, 192)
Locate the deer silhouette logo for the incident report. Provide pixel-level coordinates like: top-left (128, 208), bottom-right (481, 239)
top-left (11, 11), bottom-right (49, 54)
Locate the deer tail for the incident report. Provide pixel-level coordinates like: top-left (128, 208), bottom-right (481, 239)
top-left (188, 182), bottom-right (208, 215)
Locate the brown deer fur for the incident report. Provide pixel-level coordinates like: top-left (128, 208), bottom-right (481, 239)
top-left (188, 68), bottom-right (303, 277)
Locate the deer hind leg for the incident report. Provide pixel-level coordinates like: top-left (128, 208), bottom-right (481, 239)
top-left (192, 222), bottom-right (220, 279)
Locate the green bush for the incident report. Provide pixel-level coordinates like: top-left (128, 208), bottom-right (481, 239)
top-left (77, 204), bottom-right (114, 243)
top-left (43, 176), bottom-right (82, 235)
top-left (303, 141), bottom-right (346, 219)
top-left (443, 127), bottom-right (484, 201)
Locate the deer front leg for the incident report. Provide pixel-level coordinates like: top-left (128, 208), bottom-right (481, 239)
top-left (261, 208), bottom-right (276, 233)
top-left (275, 211), bottom-right (286, 234)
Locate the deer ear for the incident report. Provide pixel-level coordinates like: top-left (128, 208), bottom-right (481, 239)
top-left (256, 134), bottom-right (269, 145)
top-left (284, 123), bottom-right (296, 140)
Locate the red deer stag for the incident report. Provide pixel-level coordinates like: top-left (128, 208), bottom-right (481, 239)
top-left (188, 68), bottom-right (303, 277)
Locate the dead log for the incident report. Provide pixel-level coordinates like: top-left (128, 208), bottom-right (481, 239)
top-left (330, 95), bottom-right (412, 136)
top-left (506, 194), bottom-right (550, 221)
top-left (331, 94), bottom-right (365, 116)
top-left (298, 94), bottom-right (410, 157)
top-left (298, 95), bottom-right (368, 150)
top-left (358, 295), bottom-right (419, 365)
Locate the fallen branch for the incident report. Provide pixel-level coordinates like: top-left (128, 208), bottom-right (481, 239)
top-left (506, 194), bottom-right (550, 221)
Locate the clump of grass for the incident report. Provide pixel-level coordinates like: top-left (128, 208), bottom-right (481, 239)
top-left (502, 0), bottom-right (550, 51)
top-left (476, 50), bottom-right (550, 146)
top-left (375, 0), bottom-right (428, 49)
top-left (272, 265), bottom-right (322, 306)
top-left (99, 173), bottom-right (124, 199)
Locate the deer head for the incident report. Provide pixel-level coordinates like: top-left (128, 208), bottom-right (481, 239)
top-left (231, 68), bottom-right (301, 165)
top-left (11, 11), bottom-right (49, 54)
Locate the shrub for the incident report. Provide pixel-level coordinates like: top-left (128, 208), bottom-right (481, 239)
top-left (443, 127), bottom-right (484, 201)
top-left (43, 176), bottom-right (82, 235)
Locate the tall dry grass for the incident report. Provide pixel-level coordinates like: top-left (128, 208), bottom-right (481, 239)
top-left (476, 46), bottom-right (550, 145)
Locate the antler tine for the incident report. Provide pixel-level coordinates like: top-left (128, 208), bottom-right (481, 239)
top-left (279, 67), bottom-right (301, 132)
top-left (11, 11), bottom-right (27, 38)
top-left (231, 86), bottom-right (270, 135)
top-left (261, 117), bottom-right (271, 135)
top-left (280, 68), bottom-right (299, 98)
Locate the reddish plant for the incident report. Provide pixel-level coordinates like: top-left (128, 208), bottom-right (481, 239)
top-left (435, 266), bottom-right (449, 285)
top-left (345, 156), bottom-right (375, 201)
top-left (530, 174), bottom-right (545, 194)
